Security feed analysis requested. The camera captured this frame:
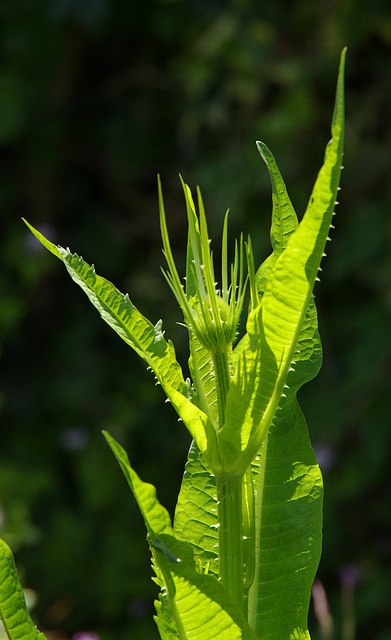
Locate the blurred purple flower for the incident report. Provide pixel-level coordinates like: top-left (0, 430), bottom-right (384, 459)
top-left (59, 427), bottom-right (89, 451)
top-left (127, 596), bottom-right (150, 618)
top-left (339, 563), bottom-right (362, 588)
top-left (72, 633), bottom-right (100, 640)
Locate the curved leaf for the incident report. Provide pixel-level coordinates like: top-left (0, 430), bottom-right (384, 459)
top-left (22, 221), bottom-right (221, 466)
top-left (232, 140), bottom-right (298, 366)
top-left (0, 538), bottom-right (47, 640)
top-left (257, 141), bottom-right (298, 260)
top-left (22, 221), bottom-right (187, 396)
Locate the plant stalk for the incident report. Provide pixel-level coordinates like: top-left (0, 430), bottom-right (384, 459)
top-left (212, 347), bottom-right (230, 428)
top-left (216, 471), bottom-right (244, 611)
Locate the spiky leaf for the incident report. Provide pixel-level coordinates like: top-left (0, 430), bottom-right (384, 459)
top-left (22, 222), bottom-right (220, 467)
top-left (219, 47), bottom-right (345, 474)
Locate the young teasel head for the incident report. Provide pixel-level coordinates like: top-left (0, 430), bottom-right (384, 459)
top-left (158, 176), bottom-right (249, 352)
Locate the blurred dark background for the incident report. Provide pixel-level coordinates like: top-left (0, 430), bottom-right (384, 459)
top-left (1, 1), bottom-right (390, 639)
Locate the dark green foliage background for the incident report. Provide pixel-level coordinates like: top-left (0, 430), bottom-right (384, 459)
top-left (1, 1), bottom-right (390, 639)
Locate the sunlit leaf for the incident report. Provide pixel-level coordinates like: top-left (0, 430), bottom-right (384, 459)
top-left (22, 220), bottom-right (220, 467)
top-left (220, 47), bottom-right (345, 474)
top-left (0, 539), bottom-right (47, 640)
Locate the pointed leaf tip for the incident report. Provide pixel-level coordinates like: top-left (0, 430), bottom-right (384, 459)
top-left (23, 218), bottom-right (62, 260)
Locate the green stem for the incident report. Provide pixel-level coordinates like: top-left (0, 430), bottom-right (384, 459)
top-left (212, 348), bottom-right (230, 428)
top-left (213, 344), bottom-right (244, 608)
top-left (242, 465), bottom-right (255, 618)
top-left (216, 471), bottom-right (244, 611)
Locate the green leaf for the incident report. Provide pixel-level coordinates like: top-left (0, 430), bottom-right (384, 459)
top-left (182, 183), bottom-right (219, 427)
top-left (154, 595), bottom-right (180, 640)
top-left (183, 178), bottom-right (204, 301)
top-left (174, 442), bottom-right (219, 579)
top-left (23, 219), bottom-right (187, 396)
top-left (229, 51), bottom-right (344, 639)
top-left (257, 141), bottom-right (298, 261)
top-left (247, 390), bottom-right (322, 640)
top-left (188, 332), bottom-right (219, 427)
top-left (0, 539), bottom-right (47, 640)
top-left (220, 47), bottom-right (345, 474)
top-left (247, 299), bottom-right (323, 638)
top-left (22, 220), bottom-right (220, 467)
top-left (103, 432), bottom-right (260, 640)
top-left (232, 140), bottom-right (298, 366)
